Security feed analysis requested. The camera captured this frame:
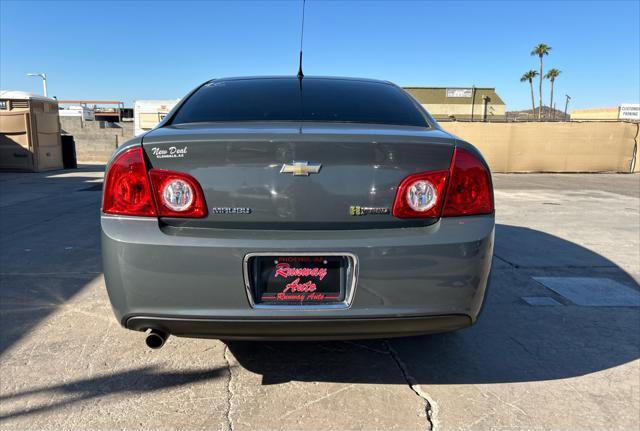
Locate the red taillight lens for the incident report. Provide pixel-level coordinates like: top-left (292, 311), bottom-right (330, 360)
top-left (103, 147), bottom-right (208, 218)
top-left (392, 170), bottom-right (449, 218)
top-left (392, 147), bottom-right (493, 219)
top-left (148, 169), bottom-right (208, 218)
top-left (102, 147), bottom-right (156, 217)
top-left (442, 148), bottom-right (493, 217)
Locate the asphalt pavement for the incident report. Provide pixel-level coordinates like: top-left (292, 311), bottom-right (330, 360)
top-left (0, 168), bottom-right (638, 430)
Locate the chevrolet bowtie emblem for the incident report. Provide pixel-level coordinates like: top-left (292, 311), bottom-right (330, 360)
top-left (279, 161), bottom-right (322, 176)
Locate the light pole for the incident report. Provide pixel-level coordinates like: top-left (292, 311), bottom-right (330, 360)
top-left (564, 94), bottom-right (571, 121)
top-left (470, 85), bottom-right (476, 122)
top-left (27, 73), bottom-right (48, 97)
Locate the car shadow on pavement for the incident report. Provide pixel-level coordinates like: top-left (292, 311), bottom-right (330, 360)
top-left (226, 225), bottom-right (640, 386)
top-left (0, 365), bottom-right (227, 421)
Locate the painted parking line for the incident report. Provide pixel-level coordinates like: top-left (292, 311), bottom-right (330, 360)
top-left (521, 296), bottom-right (563, 306)
top-left (532, 277), bottom-right (640, 307)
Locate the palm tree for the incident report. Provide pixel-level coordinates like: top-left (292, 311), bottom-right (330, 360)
top-left (520, 70), bottom-right (539, 118)
top-left (531, 43), bottom-right (552, 119)
top-left (544, 68), bottom-right (561, 119)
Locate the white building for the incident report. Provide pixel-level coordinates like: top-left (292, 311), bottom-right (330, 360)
top-left (58, 105), bottom-right (95, 121)
top-left (134, 99), bottom-right (180, 136)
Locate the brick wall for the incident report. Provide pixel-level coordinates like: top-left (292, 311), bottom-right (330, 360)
top-left (60, 117), bottom-right (134, 163)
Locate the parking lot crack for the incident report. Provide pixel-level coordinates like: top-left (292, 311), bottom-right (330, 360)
top-left (494, 254), bottom-right (518, 268)
top-left (223, 345), bottom-right (235, 431)
top-left (280, 384), bottom-right (356, 419)
top-left (385, 341), bottom-right (438, 430)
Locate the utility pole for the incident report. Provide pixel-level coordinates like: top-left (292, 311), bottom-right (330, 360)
top-left (482, 95), bottom-right (489, 122)
top-left (564, 94), bottom-right (571, 121)
top-left (27, 73), bottom-right (48, 97)
top-left (470, 85), bottom-right (476, 122)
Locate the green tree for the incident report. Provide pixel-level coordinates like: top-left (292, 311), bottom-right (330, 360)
top-left (520, 70), bottom-right (539, 118)
top-left (531, 43), bottom-right (552, 119)
top-left (544, 68), bottom-right (562, 119)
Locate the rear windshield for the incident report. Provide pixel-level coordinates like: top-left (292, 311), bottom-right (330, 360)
top-left (169, 78), bottom-right (429, 127)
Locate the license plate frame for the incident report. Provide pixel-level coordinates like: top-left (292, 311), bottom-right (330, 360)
top-left (243, 252), bottom-right (358, 309)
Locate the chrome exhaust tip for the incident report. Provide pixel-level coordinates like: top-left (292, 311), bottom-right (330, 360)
top-left (145, 329), bottom-right (169, 349)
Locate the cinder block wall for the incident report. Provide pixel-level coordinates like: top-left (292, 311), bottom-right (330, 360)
top-left (61, 117), bottom-right (639, 172)
top-left (441, 121), bottom-right (639, 173)
top-left (60, 117), bottom-right (134, 163)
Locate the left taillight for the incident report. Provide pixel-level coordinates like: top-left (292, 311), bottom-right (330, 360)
top-left (102, 147), bottom-right (156, 217)
top-left (148, 169), bottom-right (208, 218)
top-left (102, 147), bottom-right (208, 218)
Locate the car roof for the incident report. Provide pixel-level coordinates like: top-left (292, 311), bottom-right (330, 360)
top-left (205, 76), bottom-right (395, 86)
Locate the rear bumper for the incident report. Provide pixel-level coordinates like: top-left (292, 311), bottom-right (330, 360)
top-left (125, 314), bottom-right (472, 340)
top-left (102, 215), bottom-right (494, 339)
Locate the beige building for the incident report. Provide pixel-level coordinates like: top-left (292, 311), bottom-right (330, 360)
top-left (571, 104), bottom-right (640, 121)
top-left (0, 90), bottom-right (63, 172)
top-left (404, 87), bottom-right (506, 121)
top-left (570, 107), bottom-right (619, 120)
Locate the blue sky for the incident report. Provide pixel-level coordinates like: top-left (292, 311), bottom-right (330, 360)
top-left (1, 0), bottom-right (638, 111)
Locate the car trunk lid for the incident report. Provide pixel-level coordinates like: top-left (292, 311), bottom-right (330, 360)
top-left (142, 122), bottom-right (455, 229)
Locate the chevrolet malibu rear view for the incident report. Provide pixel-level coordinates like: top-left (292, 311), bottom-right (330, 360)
top-left (101, 76), bottom-right (494, 347)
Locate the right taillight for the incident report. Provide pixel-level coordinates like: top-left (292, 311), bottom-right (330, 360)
top-left (442, 147), bottom-right (493, 217)
top-left (392, 170), bottom-right (450, 218)
top-left (392, 147), bottom-right (493, 219)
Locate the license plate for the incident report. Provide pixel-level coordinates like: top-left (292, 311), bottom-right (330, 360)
top-left (247, 255), bottom-right (348, 305)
